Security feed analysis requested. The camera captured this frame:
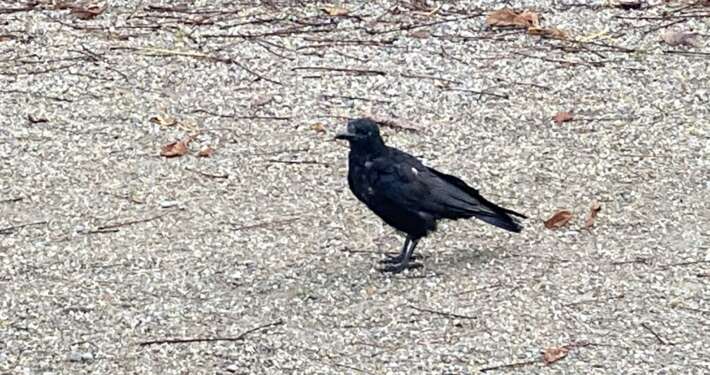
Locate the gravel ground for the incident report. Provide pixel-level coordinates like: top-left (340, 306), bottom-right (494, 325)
top-left (1, 1), bottom-right (708, 374)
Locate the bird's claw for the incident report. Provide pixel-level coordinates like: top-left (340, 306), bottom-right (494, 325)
top-left (378, 262), bottom-right (422, 274)
top-left (379, 254), bottom-right (418, 264)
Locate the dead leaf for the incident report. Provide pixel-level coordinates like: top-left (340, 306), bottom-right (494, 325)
top-left (544, 210), bottom-right (573, 229)
top-left (542, 346), bottom-right (569, 365)
top-left (408, 30), bottom-right (431, 39)
top-left (149, 114), bottom-right (178, 127)
top-left (661, 30), bottom-right (699, 47)
top-left (197, 146), bottom-right (214, 157)
top-left (311, 123), bottom-right (327, 134)
top-left (160, 136), bottom-right (191, 158)
top-left (367, 116), bottom-right (419, 132)
top-left (251, 95), bottom-right (273, 108)
top-left (583, 201), bottom-right (602, 229)
top-left (0, 35), bottom-right (17, 42)
top-left (486, 9), bottom-right (539, 29)
top-left (27, 114), bottom-right (48, 124)
top-left (552, 111), bottom-right (573, 125)
top-left (322, 5), bottom-right (349, 17)
top-left (70, 2), bottom-right (108, 20)
top-left (616, 0), bottom-right (643, 10)
top-left (529, 27), bottom-right (568, 39)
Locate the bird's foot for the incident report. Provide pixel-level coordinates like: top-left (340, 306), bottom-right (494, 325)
top-left (379, 253), bottom-right (418, 264)
top-left (378, 262), bottom-right (422, 274)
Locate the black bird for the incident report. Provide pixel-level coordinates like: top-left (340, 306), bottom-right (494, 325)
top-left (335, 118), bottom-right (527, 273)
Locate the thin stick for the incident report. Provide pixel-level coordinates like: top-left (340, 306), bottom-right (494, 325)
top-left (138, 320), bottom-right (283, 346)
top-left (0, 221), bottom-right (48, 235)
top-left (409, 305), bottom-right (477, 320)
top-left (96, 211), bottom-right (174, 231)
top-left (0, 197), bottom-right (24, 204)
top-left (292, 66), bottom-right (386, 76)
top-left (479, 360), bottom-right (538, 372)
top-left (190, 109), bottom-right (290, 120)
top-left (185, 167), bottom-right (229, 179)
top-left (263, 159), bottom-right (329, 166)
top-left (110, 47), bottom-right (283, 85)
top-left (640, 323), bottom-right (669, 345)
top-left (660, 260), bottom-right (709, 269)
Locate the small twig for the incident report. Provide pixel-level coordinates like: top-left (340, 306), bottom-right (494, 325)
top-left (320, 94), bottom-right (391, 104)
top-left (85, 228), bottom-right (120, 234)
top-left (138, 320), bottom-right (283, 346)
top-left (443, 88), bottom-right (509, 100)
top-left (292, 66), bottom-right (386, 76)
top-left (0, 2), bottom-right (38, 14)
top-left (365, 14), bottom-right (481, 35)
top-left (0, 197), bottom-right (24, 204)
top-left (96, 211), bottom-right (175, 231)
top-left (512, 52), bottom-right (605, 67)
top-left (663, 50), bottom-right (710, 57)
top-left (642, 19), bottom-right (688, 36)
top-left (480, 360), bottom-right (538, 372)
top-left (190, 108), bottom-right (291, 120)
top-left (263, 159), bottom-right (329, 166)
top-left (0, 220), bottom-right (48, 235)
top-left (640, 322), bottom-right (670, 345)
top-left (368, 117), bottom-right (420, 132)
top-left (110, 47), bottom-right (283, 85)
top-left (563, 294), bottom-right (625, 307)
top-left (400, 73), bottom-right (462, 85)
top-left (185, 167), bottom-right (229, 179)
top-left (659, 260), bottom-right (709, 269)
top-left (610, 257), bottom-right (650, 266)
top-left (409, 305), bottom-right (477, 320)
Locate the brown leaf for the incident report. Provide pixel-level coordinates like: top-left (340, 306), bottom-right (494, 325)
top-left (149, 114), bottom-right (178, 127)
top-left (583, 201), bottom-right (602, 229)
top-left (197, 146), bottom-right (214, 158)
top-left (544, 210), bottom-right (573, 229)
top-left (160, 136), bottom-right (191, 158)
top-left (367, 116), bottom-right (419, 132)
top-left (322, 5), bottom-right (349, 17)
top-left (543, 346), bottom-right (569, 365)
top-left (251, 95), bottom-right (273, 108)
top-left (70, 2), bottom-right (108, 20)
top-left (661, 31), bottom-right (699, 47)
top-left (486, 9), bottom-right (539, 29)
top-left (552, 111), bottom-right (573, 125)
top-left (311, 123), bottom-right (327, 134)
top-left (408, 30), bottom-right (431, 39)
top-left (616, 0), bottom-right (643, 10)
top-left (0, 35), bottom-right (17, 42)
top-left (528, 27), bottom-right (568, 39)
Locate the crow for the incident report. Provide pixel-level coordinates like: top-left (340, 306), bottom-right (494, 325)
top-left (335, 118), bottom-right (527, 273)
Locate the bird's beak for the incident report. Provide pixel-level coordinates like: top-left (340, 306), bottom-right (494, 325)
top-left (334, 131), bottom-right (357, 141)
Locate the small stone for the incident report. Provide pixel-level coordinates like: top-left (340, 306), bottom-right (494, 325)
top-left (68, 351), bottom-right (93, 362)
top-left (159, 200), bottom-right (179, 208)
top-left (226, 364), bottom-right (239, 372)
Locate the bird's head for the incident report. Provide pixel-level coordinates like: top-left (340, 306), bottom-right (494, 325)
top-left (335, 118), bottom-right (384, 148)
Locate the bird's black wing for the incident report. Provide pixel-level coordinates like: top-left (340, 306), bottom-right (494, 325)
top-left (370, 148), bottom-right (525, 232)
top-left (426, 167), bottom-right (527, 219)
top-left (368, 149), bottom-right (494, 219)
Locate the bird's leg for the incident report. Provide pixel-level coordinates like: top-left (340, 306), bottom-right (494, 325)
top-left (379, 238), bottom-right (421, 273)
top-left (380, 237), bottom-right (413, 264)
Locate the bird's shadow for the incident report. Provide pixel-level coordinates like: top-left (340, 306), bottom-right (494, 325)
top-left (419, 246), bottom-right (505, 270)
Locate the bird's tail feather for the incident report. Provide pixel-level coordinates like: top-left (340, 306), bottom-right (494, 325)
top-left (472, 196), bottom-right (526, 232)
top-left (473, 211), bottom-right (523, 233)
